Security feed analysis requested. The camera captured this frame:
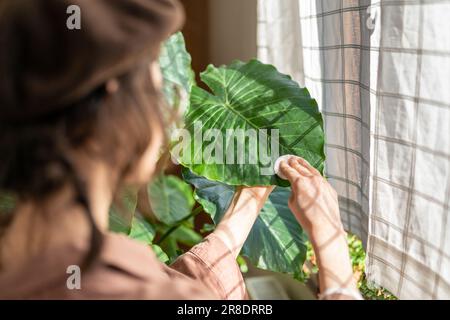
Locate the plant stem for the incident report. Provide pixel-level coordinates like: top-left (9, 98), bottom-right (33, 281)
top-left (156, 206), bottom-right (204, 245)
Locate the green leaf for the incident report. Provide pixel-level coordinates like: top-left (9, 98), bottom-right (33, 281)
top-left (151, 244), bottom-right (170, 264)
top-left (109, 211), bottom-right (130, 235)
top-left (160, 237), bottom-right (181, 264)
top-left (129, 214), bottom-right (156, 245)
top-left (183, 169), bottom-right (308, 277)
top-left (182, 169), bottom-right (234, 221)
top-left (171, 225), bottom-right (203, 247)
top-left (174, 59), bottom-right (325, 186)
top-left (109, 188), bottom-right (138, 234)
top-left (159, 32), bottom-right (195, 111)
top-left (156, 221), bottom-right (203, 247)
top-left (148, 175), bottom-right (195, 225)
top-left (243, 187), bottom-right (308, 277)
top-left (107, 184), bottom-right (172, 265)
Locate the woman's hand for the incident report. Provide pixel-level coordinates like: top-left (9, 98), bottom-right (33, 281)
top-left (279, 156), bottom-right (358, 298)
top-left (278, 156), bottom-right (344, 239)
top-left (214, 185), bottom-right (274, 258)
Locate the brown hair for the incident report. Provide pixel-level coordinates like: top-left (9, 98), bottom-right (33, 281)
top-left (0, 61), bottom-right (166, 269)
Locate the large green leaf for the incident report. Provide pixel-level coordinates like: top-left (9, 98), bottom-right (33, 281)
top-left (243, 187), bottom-right (308, 277)
top-left (174, 59), bottom-right (325, 186)
top-left (159, 32), bottom-right (195, 112)
top-left (148, 175), bottom-right (195, 226)
top-left (182, 169), bottom-right (234, 221)
top-left (183, 169), bottom-right (308, 277)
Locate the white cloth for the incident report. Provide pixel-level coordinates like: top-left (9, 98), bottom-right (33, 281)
top-left (258, 0), bottom-right (450, 299)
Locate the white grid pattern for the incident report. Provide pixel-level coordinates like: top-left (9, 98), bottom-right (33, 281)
top-left (258, 0), bottom-right (450, 299)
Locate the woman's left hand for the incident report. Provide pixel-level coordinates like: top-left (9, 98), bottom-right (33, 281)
top-left (214, 185), bottom-right (275, 258)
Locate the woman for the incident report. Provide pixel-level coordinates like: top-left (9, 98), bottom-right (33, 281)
top-left (0, 0), bottom-right (360, 300)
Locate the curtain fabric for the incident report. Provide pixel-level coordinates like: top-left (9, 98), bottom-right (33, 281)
top-left (258, 0), bottom-right (450, 299)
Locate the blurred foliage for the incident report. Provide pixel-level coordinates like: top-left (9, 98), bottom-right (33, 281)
top-left (159, 31), bottom-right (195, 112)
top-left (347, 235), bottom-right (397, 300)
top-left (147, 174), bottom-right (195, 225)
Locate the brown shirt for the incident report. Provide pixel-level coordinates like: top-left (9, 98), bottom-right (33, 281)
top-left (0, 233), bottom-right (247, 299)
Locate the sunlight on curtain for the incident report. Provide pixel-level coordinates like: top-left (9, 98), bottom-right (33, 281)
top-left (258, 0), bottom-right (450, 299)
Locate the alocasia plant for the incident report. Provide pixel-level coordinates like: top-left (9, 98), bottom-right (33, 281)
top-left (173, 59), bottom-right (325, 186)
top-left (110, 32), bottom-right (325, 280)
top-left (0, 32), bottom-right (325, 280)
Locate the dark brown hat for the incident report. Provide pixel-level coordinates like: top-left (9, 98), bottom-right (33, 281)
top-left (0, 0), bottom-right (184, 123)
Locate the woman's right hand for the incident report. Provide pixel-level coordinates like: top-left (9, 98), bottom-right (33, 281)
top-left (279, 156), bottom-right (359, 299)
top-left (278, 156), bottom-right (344, 239)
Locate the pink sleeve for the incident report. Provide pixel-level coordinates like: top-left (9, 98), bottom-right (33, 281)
top-left (170, 233), bottom-right (248, 300)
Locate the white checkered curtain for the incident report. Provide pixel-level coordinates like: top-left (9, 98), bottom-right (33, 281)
top-left (258, 0), bottom-right (450, 299)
